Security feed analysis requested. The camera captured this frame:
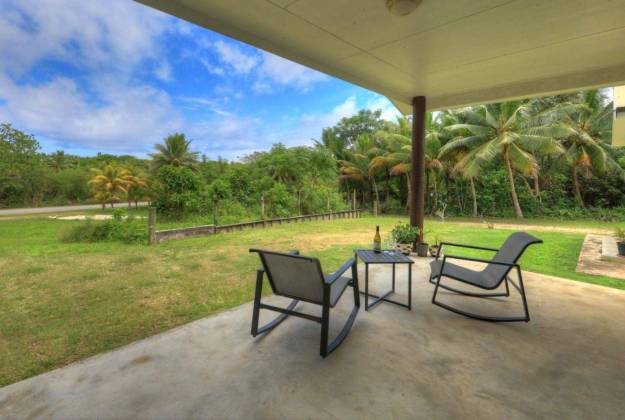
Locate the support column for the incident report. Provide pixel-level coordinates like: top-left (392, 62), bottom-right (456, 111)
top-left (411, 96), bottom-right (426, 243)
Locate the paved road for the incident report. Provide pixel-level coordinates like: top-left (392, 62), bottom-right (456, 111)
top-left (0, 202), bottom-right (149, 216)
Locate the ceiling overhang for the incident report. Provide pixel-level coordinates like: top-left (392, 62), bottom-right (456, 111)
top-left (137, 0), bottom-right (625, 113)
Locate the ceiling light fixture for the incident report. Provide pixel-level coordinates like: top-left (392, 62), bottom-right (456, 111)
top-left (385, 0), bottom-right (422, 16)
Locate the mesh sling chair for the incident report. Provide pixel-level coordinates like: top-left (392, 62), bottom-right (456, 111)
top-left (429, 232), bottom-right (542, 322)
top-left (249, 249), bottom-right (360, 357)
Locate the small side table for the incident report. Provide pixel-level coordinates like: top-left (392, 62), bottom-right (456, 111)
top-left (355, 249), bottom-right (414, 311)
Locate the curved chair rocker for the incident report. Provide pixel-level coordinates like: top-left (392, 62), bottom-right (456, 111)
top-left (429, 232), bottom-right (542, 322)
top-left (249, 249), bottom-right (360, 357)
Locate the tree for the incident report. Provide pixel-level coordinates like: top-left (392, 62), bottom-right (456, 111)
top-left (124, 166), bottom-right (149, 208)
top-left (152, 165), bottom-right (202, 217)
top-left (0, 124), bottom-right (47, 206)
top-left (48, 151), bottom-right (71, 172)
top-left (441, 102), bottom-right (560, 218)
top-left (207, 179), bottom-right (230, 225)
top-left (150, 133), bottom-right (200, 172)
top-left (339, 135), bottom-right (383, 210)
top-left (326, 109), bottom-right (385, 151)
top-left (540, 90), bottom-right (621, 208)
top-left (88, 164), bottom-right (131, 208)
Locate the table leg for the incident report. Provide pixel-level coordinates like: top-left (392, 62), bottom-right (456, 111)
top-left (392, 263), bottom-right (396, 292)
top-left (408, 263), bottom-right (412, 310)
top-left (365, 263), bottom-right (369, 311)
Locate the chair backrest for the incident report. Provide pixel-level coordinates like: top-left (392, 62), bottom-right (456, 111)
top-left (484, 232), bottom-right (542, 284)
top-left (250, 249), bottom-right (325, 304)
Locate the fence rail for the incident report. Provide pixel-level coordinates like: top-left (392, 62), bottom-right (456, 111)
top-left (149, 209), bottom-right (361, 244)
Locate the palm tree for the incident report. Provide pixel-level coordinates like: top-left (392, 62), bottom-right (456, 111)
top-left (48, 151), bottom-right (71, 172)
top-left (424, 113), bottom-right (444, 214)
top-left (539, 90), bottom-right (621, 208)
top-left (124, 166), bottom-right (148, 208)
top-left (339, 135), bottom-right (382, 210)
top-left (440, 102), bottom-right (560, 218)
top-left (88, 164), bottom-right (131, 208)
top-left (370, 113), bottom-right (446, 213)
top-left (150, 133), bottom-right (200, 172)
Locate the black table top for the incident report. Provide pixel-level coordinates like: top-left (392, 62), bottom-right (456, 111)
top-left (355, 249), bottom-right (414, 264)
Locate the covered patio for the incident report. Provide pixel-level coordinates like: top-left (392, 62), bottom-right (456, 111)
top-left (2, 260), bottom-right (625, 418)
top-left (3, 1), bottom-right (625, 418)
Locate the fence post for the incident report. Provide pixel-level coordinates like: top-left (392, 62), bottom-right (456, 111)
top-left (148, 208), bottom-right (156, 245)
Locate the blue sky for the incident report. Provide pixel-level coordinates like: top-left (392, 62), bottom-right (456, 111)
top-left (0, 0), bottom-right (400, 160)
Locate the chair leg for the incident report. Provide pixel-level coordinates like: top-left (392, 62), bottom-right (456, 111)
top-left (320, 287), bottom-right (330, 357)
top-left (251, 269), bottom-right (299, 336)
top-left (431, 271), bottom-right (530, 323)
top-left (351, 260), bottom-right (360, 308)
top-left (320, 268), bottom-right (360, 358)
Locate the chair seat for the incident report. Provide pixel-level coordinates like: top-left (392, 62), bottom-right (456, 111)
top-left (326, 275), bottom-right (352, 307)
top-left (430, 260), bottom-right (500, 289)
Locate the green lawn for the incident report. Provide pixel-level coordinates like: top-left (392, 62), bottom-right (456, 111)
top-left (0, 215), bottom-right (622, 386)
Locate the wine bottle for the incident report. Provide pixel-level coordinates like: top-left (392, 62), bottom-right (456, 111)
top-left (373, 225), bottom-right (381, 253)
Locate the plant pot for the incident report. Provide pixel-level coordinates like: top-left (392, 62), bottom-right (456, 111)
top-left (416, 242), bottom-right (429, 257)
top-left (429, 244), bottom-right (440, 257)
top-left (395, 242), bottom-right (413, 255)
top-left (617, 241), bottom-right (625, 257)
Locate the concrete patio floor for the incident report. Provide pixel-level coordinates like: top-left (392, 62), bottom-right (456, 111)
top-left (1, 258), bottom-right (625, 419)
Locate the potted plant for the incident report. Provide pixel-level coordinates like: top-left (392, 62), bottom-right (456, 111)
top-left (616, 228), bottom-right (625, 256)
top-left (429, 235), bottom-right (441, 257)
top-left (416, 237), bottom-right (429, 258)
top-left (391, 222), bottom-right (419, 255)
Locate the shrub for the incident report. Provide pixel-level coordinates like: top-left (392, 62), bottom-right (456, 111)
top-left (390, 222), bottom-right (419, 244)
top-left (61, 218), bottom-right (146, 244)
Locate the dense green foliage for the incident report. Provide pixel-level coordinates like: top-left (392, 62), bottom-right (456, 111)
top-left (60, 209), bottom-right (146, 244)
top-left (1, 90), bottom-right (624, 221)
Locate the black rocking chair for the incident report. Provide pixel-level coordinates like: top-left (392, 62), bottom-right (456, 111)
top-left (249, 249), bottom-right (360, 357)
top-left (429, 232), bottom-right (542, 322)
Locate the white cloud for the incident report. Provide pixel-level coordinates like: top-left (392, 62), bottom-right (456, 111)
top-left (0, 0), bottom-right (169, 75)
top-left (364, 95), bottom-right (402, 121)
top-left (0, 74), bottom-right (183, 153)
top-left (199, 58), bottom-right (225, 76)
top-left (0, 0), bottom-right (183, 154)
top-left (300, 96), bottom-right (358, 128)
top-left (155, 61), bottom-right (173, 82)
top-left (187, 114), bottom-right (262, 158)
top-left (213, 40), bottom-right (258, 74)
top-left (255, 52), bottom-right (328, 93)
top-left (178, 96), bottom-right (232, 116)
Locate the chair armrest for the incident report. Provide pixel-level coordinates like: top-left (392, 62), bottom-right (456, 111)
top-left (325, 258), bottom-right (356, 284)
top-left (442, 254), bottom-right (517, 267)
top-left (436, 242), bottom-right (499, 259)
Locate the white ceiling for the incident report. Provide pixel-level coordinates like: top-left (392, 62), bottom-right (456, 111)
top-left (138, 0), bottom-right (625, 113)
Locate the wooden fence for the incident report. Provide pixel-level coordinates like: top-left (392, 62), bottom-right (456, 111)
top-left (148, 209), bottom-right (362, 244)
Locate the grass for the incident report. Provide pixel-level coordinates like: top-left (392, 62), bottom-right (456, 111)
top-left (0, 215), bottom-right (623, 387)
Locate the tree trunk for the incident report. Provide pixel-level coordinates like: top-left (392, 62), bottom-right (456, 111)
top-left (385, 172), bottom-right (390, 204)
top-left (572, 165), bottom-right (586, 208)
top-left (504, 146), bottom-right (523, 218)
top-left (296, 189), bottom-right (301, 215)
top-left (371, 178), bottom-right (380, 215)
top-left (469, 177), bottom-right (478, 218)
top-left (431, 170), bottom-right (438, 215)
top-left (534, 175), bottom-right (543, 214)
top-left (101, 203), bottom-right (105, 210)
top-left (406, 174), bottom-right (412, 210)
